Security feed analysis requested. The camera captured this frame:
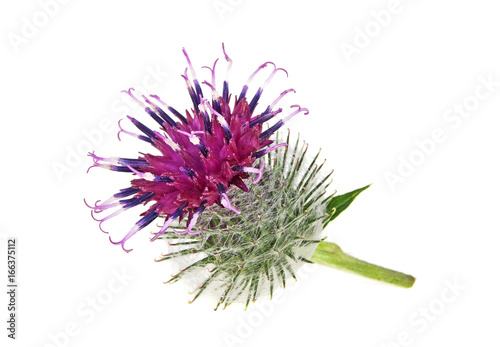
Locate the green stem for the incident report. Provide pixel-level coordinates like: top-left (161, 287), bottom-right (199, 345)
top-left (311, 241), bottom-right (415, 288)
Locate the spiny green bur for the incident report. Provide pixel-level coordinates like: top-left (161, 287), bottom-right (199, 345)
top-left (155, 131), bottom-right (334, 310)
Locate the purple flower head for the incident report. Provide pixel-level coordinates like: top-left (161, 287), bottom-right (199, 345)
top-left (86, 44), bottom-right (308, 252)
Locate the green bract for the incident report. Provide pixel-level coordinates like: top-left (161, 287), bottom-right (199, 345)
top-left (155, 131), bottom-right (414, 310)
top-left (156, 131), bottom-right (335, 309)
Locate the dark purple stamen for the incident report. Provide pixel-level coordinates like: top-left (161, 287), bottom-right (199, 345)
top-left (200, 106), bottom-right (212, 135)
top-left (180, 167), bottom-right (196, 178)
top-left (121, 192), bottom-right (155, 209)
top-left (114, 187), bottom-right (141, 198)
top-left (248, 88), bottom-right (263, 114)
top-left (196, 143), bottom-right (208, 157)
top-left (259, 120), bottom-right (283, 140)
top-left (150, 201), bottom-right (189, 242)
top-left (249, 108), bottom-right (282, 128)
top-left (118, 158), bottom-right (150, 167)
top-left (216, 182), bottom-right (226, 195)
top-left (238, 85), bottom-right (249, 102)
top-left (172, 201), bottom-right (189, 219)
top-left (145, 107), bottom-right (168, 129)
top-left (168, 107), bottom-right (187, 125)
top-left (223, 81), bottom-right (229, 103)
top-left (149, 95), bottom-right (188, 125)
top-left (252, 143), bottom-right (287, 159)
top-left (182, 70), bottom-right (200, 113)
top-left (156, 108), bottom-right (177, 128)
top-left (223, 128), bottom-right (231, 143)
top-left (136, 207), bottom-right (160, 229)
top-left (154, 176), bottom-right (173, 183)
top-left (194, 82), bottom-right (203, 101)
top-left (109, 165), bottom-right (135, 173)
top-left (127, 116), bottom-right (157, 140)
top-left (150, 107), bottom-right (176, 128)
top-left (142, 96), bottom-right (177, 128)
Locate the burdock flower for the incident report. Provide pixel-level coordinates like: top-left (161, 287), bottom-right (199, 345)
top-left (87, 45), bottom-right (415, 309)
top-left (86, 44), bottom-right (308, 252)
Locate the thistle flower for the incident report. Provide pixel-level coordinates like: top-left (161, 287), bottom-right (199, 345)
top-left (86, 45), bottom-right (415, 309)
top-left (85, 44), bottom-right (308, 252)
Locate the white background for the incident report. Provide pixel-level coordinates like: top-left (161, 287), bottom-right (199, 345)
top-left (1, 0), bottom-right (499, 346)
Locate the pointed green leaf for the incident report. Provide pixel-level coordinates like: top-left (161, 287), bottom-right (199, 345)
top-left (324, 184), bottom-right (371, 226)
